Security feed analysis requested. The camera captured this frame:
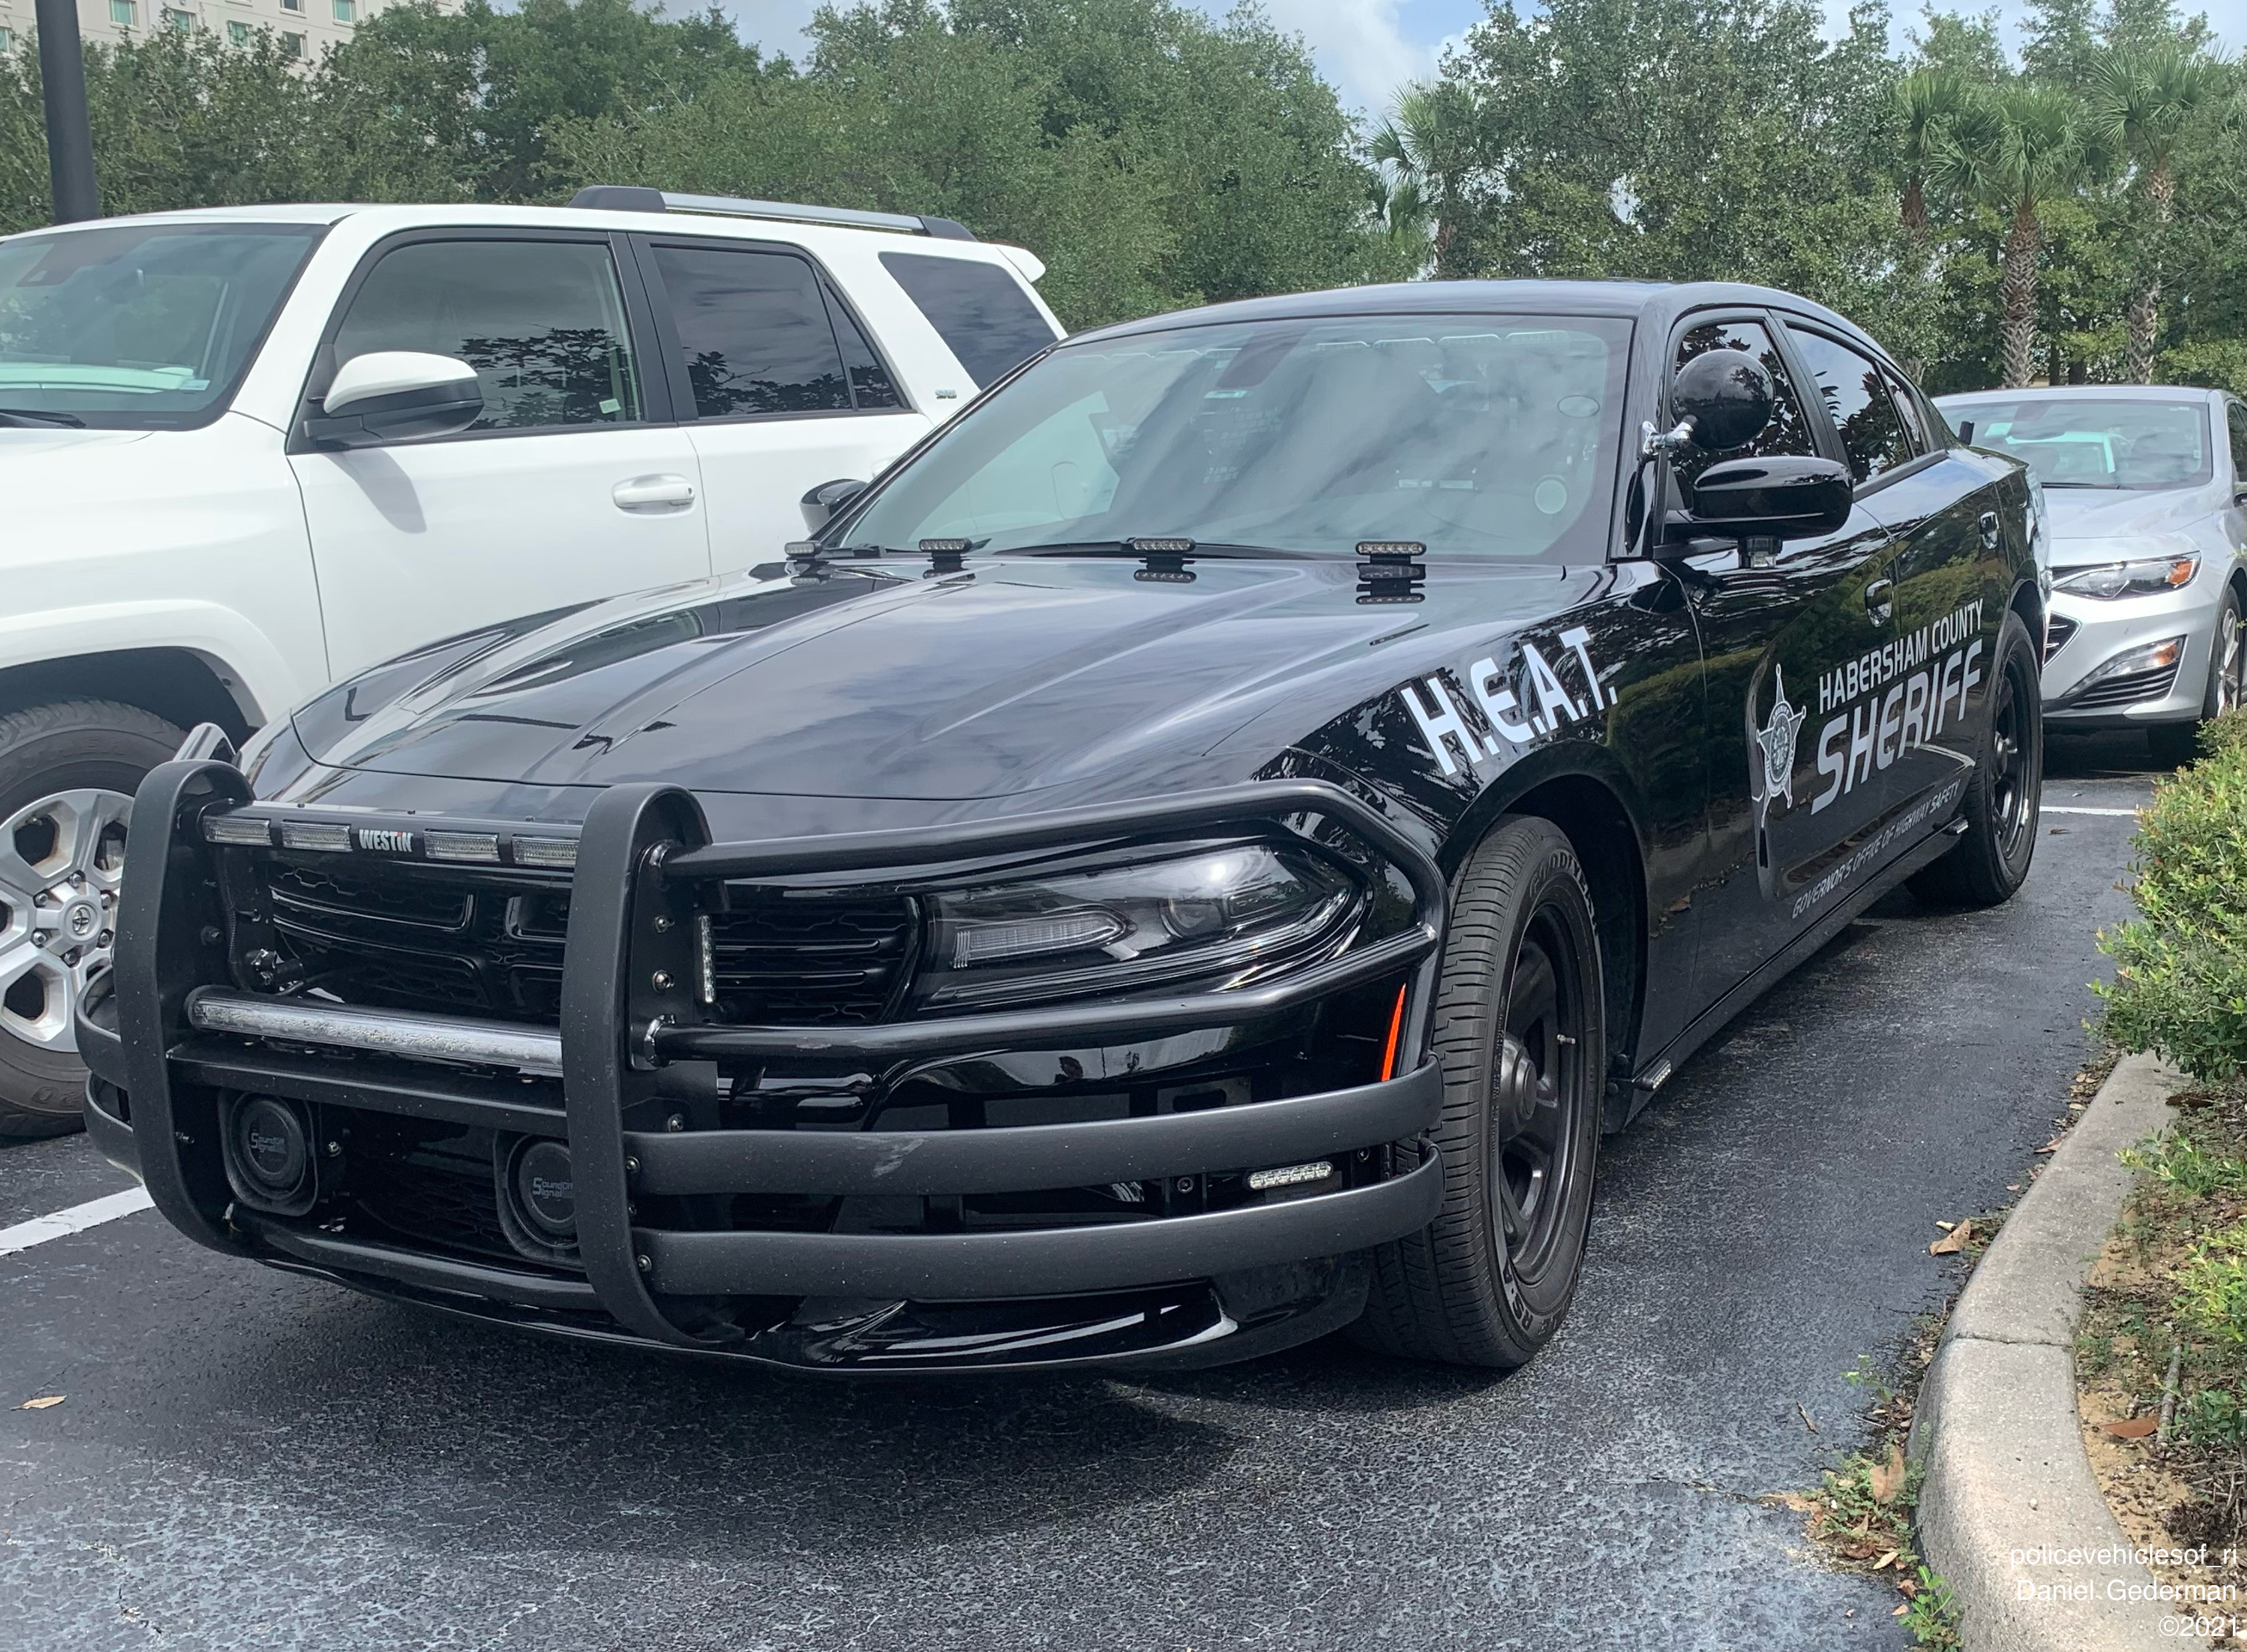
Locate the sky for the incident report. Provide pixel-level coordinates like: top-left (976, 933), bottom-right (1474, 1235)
top-left (720, 0), bottom-right (2247, 120)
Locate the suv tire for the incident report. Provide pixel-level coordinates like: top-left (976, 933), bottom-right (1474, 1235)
top-left (0, 699), bottom-right (183, 1137)
top-left (1908, 610), bottom-right (2043, 908)
top-left (1353, 815), bottom-right (1605, 1369)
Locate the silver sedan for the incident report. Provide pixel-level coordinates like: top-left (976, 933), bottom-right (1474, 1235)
top-left (1934, 384), bottom-right (2247, 764)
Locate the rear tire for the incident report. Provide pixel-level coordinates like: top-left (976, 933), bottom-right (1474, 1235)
top-left (1907, 610), bottom-right (2042, 909)
top-left (1352, 816), bottom-right (1605, 1369)
top-left (0, 700), bottom-right (182, 1138)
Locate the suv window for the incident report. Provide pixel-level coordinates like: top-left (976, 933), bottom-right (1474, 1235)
top-left (1787, 327), bottom-right (1909, 485)
top-left (880, 252), bottom-right (1058, 388)
top-left (332, 238), bottom-right (642, 432)
top-left (648, 243), bottom-right (860, 419)
top-left (1883, 368), bottom-right (1930, 456)
top-left (1671, 318), bottom-right (1817, 490)
top-left (2229, 400), bottom-right (2246, 481)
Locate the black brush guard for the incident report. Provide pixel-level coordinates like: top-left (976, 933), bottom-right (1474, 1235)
top-left (97, 761), bottom-right (1450, 1357)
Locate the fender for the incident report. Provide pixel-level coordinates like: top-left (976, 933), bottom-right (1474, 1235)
top-left (0, 600), bottom-right (305, 728)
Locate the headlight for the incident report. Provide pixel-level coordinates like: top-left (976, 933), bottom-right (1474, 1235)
top-left (2053, 555), bottom-right (2198, 600)
top-left (916, 844), bottom-right (1360, 1010)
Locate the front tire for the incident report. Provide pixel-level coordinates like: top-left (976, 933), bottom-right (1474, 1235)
top-left (1353, 816), bottom-right (1605, 1369)
top-left (1907, 610), bottom-right (2042, 908)
top-left (0, 700), bottom-right (183, 1138)
top-left (2147, 584), bottom-right (2243, 769)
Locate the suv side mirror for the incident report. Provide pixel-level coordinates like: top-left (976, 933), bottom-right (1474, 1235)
top-left (1689, 455), bottom-right (1852, 539)
top-left (1672, 349), bottom-right (1774, 452)
top-left (307, 352), bottom-right (483, 448)
top-left (800, 477), bottom-right (868, 533)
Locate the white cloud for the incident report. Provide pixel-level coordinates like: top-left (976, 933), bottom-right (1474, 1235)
top-left (1247, 0), bottom-right (1439, 116)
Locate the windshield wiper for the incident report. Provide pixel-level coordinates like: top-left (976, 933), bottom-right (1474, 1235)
top-left (2037, 481), bottom-right (2121, 489)
top-left (0, 407), bottom-right (86, 428)
top-left (999, 539), bottom-right (1316, 559)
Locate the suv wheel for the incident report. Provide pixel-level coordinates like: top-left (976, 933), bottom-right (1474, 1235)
top-left (1353, 815), bottom-right (1605, 1369)
top-left (1908, 610), bottom-right (2043, 907)
top-left (0, 700), bottom-right (183, 1137)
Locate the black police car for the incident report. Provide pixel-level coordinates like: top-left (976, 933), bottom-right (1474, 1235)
top-left (83, 281), bottom-right (2044, 1373)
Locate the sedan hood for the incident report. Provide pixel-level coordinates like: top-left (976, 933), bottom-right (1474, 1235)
top-left (291, 555), bottom-right (1592, 803)
top-left (2044, 485), bottom-right (2209, 554)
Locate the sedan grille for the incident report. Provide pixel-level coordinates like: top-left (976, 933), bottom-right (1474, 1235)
top-left (708, 886), bottom-right (916, 1026)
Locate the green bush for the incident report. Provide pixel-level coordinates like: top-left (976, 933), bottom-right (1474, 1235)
top-left (2096, 709), bottom-right (2247, 1083)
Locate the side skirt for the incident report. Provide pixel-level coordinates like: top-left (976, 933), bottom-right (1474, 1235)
top-left (1610, 819), bottom-right (1970, 1129)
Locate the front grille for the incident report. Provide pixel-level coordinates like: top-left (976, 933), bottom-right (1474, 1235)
top-left (265, 860), bottom-right (568, 1025)
top-left (706, 886), bottom-right (915, 1026)
top-left (342, 1116), bottom-right (519, 1265)
top-left (2044, 613), bottom-right (2078, 661)
top-left (2072, 659), bottom-right (2181, 710)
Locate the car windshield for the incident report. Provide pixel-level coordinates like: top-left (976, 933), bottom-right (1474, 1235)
top-left (841, 313), bottom-right (1633, 561)
top-left (0, 222), bottom-right (324, 429)
top-left (1941, 396), bottom-right (2212, 490)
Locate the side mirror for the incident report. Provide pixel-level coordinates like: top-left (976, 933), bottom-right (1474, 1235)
top-left (1689, 455), bottom-right (1852, 539)
top-left (306, 352), bottom-right (483, 449)
top-left (1672, 350), bottom-right (1774, 452)
top-left (800, 477), bottom-right (868, 534)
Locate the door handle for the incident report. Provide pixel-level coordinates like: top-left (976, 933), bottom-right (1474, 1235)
top-left (612, 474), bottom-right (695, 511)
top-left (1978, 509), bottom-right (2001, 549)
top-left (1863, 578), bottom-right (1895, 625)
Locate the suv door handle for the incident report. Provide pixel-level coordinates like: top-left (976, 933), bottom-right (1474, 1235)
top-left (1978, 509), bottom-right (2001, 548)
top-left (1864, 578), bottom-right (1895, 625)
top-left (612, 474), bottom-right (696, 511)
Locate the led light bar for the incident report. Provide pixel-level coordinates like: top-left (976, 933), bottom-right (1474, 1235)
top-left (203, 813), bottom-right (274, 847)
top-left (513, 836), bottom-right (579, 869)
top-left (424, 830), bottom-right (502, 864)
top-left (1247, 1160), bottom-right (1334, 1192)
top-left (278, 821), bottom-right (352, 853)
top-left (186, 989), bottom-right (564, 1077)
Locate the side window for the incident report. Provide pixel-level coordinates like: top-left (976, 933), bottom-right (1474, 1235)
top-left (648, 244), bottom-right (851, 419)
top-left (821, 279), bottom-right (903, 410)
top-left (2228, 401), bottom-right (2247, 483)
top-left (1670, 318), bottom-right (1817, 490)
top-left (1883, 368), bottom-right (1931, 456)
top-left (880, 251), bottom-right (1059, 388)
top-left (1787, 327), bottom-right (1910, 485)
top-left (330, 239), bottom-right (642, 432)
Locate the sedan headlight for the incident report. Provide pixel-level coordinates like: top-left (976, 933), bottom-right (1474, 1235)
top-left (916, 844), bottom-right (1360, 1010)
top-left (2053, 555), bottom-right (2198, 600)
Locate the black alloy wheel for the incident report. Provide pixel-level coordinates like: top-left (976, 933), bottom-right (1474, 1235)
top-left (1909, 609), bottom-right (2043, 908)
top-left (1355, 815), bottom-right (1605, 1369)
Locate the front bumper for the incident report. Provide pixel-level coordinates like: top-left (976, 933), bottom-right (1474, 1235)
top-left (2041, 567), bottom-right (2222, 726)
top-left (86, 766), bottom-right (1448, 1373)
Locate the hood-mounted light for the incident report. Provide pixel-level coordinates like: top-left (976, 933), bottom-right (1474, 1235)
top-left (1356, 541), bottom-right (1426, 604)
top-left (919, 537), bottom-right (972, 576)
top-left (1129, 537), bottom-right (1196, 583)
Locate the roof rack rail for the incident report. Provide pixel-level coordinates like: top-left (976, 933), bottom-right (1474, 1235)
top-left (568, 185), bottom-right (977, 242)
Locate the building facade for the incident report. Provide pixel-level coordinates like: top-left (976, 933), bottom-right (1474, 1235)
top-left (0, 0), bottom-right (458, 61)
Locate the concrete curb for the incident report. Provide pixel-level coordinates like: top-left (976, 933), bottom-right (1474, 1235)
top-left (1909, 1053), bottom-right (2186, 1651)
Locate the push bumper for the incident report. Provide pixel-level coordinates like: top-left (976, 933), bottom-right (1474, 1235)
top-left (86, 765), bottom-right (1449, 1373)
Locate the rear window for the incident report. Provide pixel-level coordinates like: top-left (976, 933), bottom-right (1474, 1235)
top-left (880, 252), bottom-right (1057, 388)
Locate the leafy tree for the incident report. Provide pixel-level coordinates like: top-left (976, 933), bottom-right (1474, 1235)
top-left (2089, 41), bottom-right (2224, 381)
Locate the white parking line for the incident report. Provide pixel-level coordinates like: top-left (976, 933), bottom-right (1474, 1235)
top-left (2044, 805), bottom-right (2143, 817)
top-left (0, 1188), bottom-right (154, 1258)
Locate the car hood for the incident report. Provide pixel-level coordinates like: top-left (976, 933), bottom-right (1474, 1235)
top-left (0, 425), bottom-right (152, 463)
top-left (290, 555), bottom-right (1595, 804)
top-left (2044, 485), bottom-right (2212, 556)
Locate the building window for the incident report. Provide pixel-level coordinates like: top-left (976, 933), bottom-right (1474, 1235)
top-left (0, 26), bottom-right (15, 51)
top-left (280, 0), bottom-right (301, 12)
top-left (110, 0), bottom-right (136, 23)
top-left (226, 18), bottom-right (247, 41)
top-left (281, 29), bottom-right (303, 54)
top-left (164, 7), bottom-right (194, 29)
top-left (332, 0), bottom-right (352, 19)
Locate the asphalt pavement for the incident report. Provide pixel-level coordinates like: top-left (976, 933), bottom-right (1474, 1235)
top-left (0, 730), bottom-right (2166, 1651)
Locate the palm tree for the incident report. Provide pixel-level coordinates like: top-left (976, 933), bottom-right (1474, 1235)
top-left (2090, 44), bottom-right (2223, 383)
top-left (1895, 69), bottom-right (1972, 237)
top-left (1936, 86), bottom-right (2089, 389)
top-left (1371, 84), bottom-right (1475, 277)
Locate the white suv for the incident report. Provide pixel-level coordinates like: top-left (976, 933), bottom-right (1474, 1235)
top-left (0, 186), bottom-right (1063, 1135)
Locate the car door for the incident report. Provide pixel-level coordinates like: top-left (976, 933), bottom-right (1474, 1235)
top-left (290, 231), bottom-right (711, 680)
top-left (630, 236), bottom-right (933, 574)
top-left (1670, 313), bottom-right (1900, 1009)
top-left (1782, 321), bottom-right (1991, 850)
